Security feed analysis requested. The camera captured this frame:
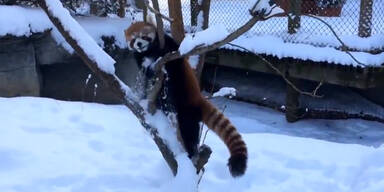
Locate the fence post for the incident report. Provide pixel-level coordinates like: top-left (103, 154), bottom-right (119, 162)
top-left (190, 0), bottom-right (199, 26)
top-left (194, 0), bottom-right (211, 82)
top-left (288, 0), bottom-right (302, 34)
top-left (285, 75), bottom-right (301, 123)
top-left (118, 0), bottom-right (126, 18)
top-left (358, 0), bottom-right (374, 37)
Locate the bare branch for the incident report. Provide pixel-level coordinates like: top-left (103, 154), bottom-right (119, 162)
top-left (304, 14), bottom-right (368, 67)
top-left (227, 43), bottom-right (324, 98)
top-left (155, 13), bottom-right (265, 69)
top-left (144, 0), bottom-right (174, 23)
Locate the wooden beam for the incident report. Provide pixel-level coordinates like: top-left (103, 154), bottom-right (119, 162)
top-left (207, 50), bottom-right (384, 89)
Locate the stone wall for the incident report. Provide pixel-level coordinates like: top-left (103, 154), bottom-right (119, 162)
top-left (0, 33), bottom-right (139, 104)
top-left (0, 36), bottom-right (41, 97)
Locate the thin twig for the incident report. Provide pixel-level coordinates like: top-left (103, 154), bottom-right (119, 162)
top-left (228, 43), bottom-right (324, 98)
top-left (144, 0), bottom-right (173, 22)
top-left (312, 80), bottom-right (323, 96)
top-left (304, 14), bottom-right (368, 67)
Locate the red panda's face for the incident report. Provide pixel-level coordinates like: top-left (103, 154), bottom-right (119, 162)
top-left (124, 22), bottom-right (156, 53)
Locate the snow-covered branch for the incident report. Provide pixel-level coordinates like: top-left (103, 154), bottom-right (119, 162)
top-left (155, 4), bottom-right (283, 69)
top-left (37, 0), bottom-right (178, 176)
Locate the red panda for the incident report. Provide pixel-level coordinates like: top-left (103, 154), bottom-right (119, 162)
top-left (125, 21), bottom-right (248, 177)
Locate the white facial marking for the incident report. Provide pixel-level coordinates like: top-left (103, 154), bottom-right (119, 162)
top-left (133, 38), bottom-right (150, 52)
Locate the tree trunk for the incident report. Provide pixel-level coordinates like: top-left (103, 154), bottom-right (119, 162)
top-left (167, 0), bottom-right (185, 43)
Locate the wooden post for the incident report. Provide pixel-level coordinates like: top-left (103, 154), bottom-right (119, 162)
top-left (168, 0), bottom-right (185, 43)
top-left (286, 0), bottom-right (301, 121)
top-left (201, 0), bottom-right (211, 29)
top-left (285, 72), bottom-right (301, 122)
top-left (134, 0), bottom-right (146, 9)
top-left (118, 0), bottom-right (126, 18)
top-left (151, 0), bottom-right (165, 49)
top-left (190, 0), bottom-right (199, 26)
top-left (133, 0), bottom-right (147, 22)
top-left (358, 0), bottom-right (374, 37)
top-left (288, 0), bottom-right (301, 34)
top-left (194, 0), bottom-right (211, 82)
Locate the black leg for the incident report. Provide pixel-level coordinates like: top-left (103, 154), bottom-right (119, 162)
top-left (177, 107), bottom-right (201, 158)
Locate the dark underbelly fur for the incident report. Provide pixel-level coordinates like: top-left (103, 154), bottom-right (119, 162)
top-left (134, 35), bottom-right (201, 158)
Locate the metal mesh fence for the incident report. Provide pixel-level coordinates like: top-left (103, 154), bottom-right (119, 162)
top-left (157, 0), bottom-right (384, 50)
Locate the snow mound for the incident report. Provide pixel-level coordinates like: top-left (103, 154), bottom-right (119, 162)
top-left (213, 87), bottom-right (237, 98)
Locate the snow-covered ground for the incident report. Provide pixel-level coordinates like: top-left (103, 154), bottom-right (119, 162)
top-left (1, 96), bottom-right (384, 192)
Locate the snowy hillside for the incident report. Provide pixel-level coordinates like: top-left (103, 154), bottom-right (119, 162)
top-left (1, 97), bottom-right (384, 192)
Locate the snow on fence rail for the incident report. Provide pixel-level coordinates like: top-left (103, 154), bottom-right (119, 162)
top-left (157, 0), bottom-right (384, 51)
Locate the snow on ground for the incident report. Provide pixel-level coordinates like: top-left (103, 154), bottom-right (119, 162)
top-left (1, 96), bottom-right (384, 192)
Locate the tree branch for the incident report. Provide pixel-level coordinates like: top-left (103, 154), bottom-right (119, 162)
top-left (304, 14), bottom-right (368, 67)
top-left (227, 43), bottom-right (324, 98)
top-left (37, 0), bottom-right (178, 176)
top-left (144, 0), bottom-right (174, 23)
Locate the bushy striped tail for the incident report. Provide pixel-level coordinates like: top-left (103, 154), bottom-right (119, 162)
top-left (201, 100), bottom-right (248, 177)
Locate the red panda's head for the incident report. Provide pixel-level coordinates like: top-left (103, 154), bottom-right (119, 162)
top-left (124, 22), bottom-right (157, 53)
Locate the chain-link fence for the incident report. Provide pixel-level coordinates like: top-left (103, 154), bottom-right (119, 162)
top-left (158, 0), bottom-right (384, 50)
